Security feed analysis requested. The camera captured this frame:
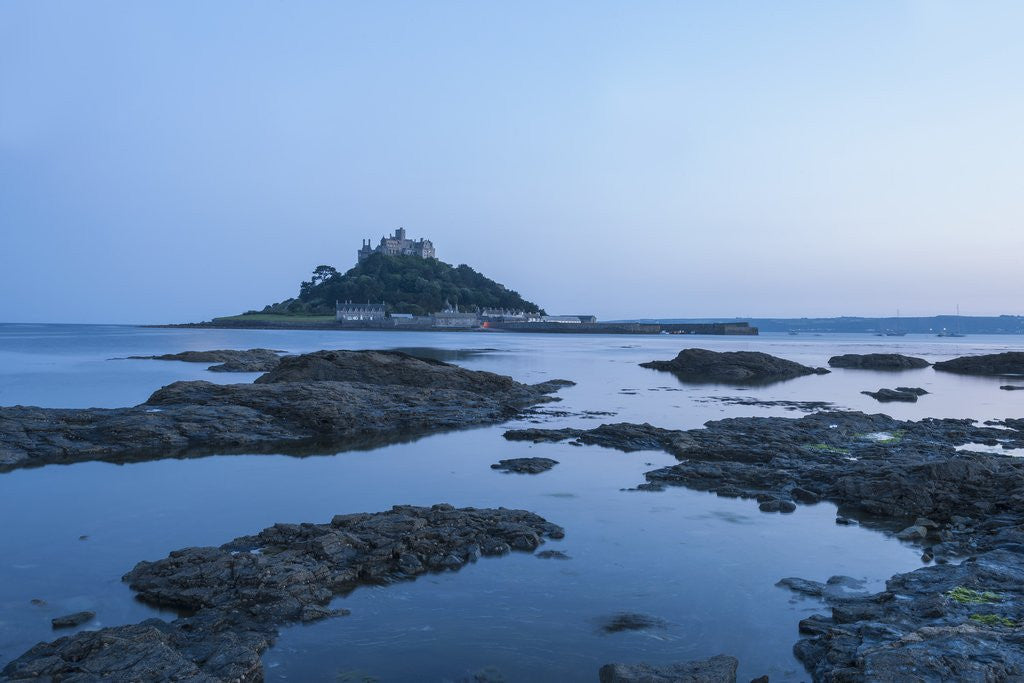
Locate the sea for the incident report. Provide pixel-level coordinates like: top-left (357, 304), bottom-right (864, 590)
top-left (0, 323), bottom-right (1021, 681)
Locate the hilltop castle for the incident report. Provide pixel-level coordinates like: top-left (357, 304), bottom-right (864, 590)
top-left (358, 227), bottom-right (435, 263)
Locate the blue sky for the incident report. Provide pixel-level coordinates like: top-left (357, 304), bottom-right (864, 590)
top-left (2, 1), bottom-right (1022, 323)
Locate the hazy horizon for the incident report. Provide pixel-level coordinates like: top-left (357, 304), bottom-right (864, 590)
top-left (3, 2), bottom-right (1022, 324)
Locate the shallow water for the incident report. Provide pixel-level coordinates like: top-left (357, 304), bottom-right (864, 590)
top-left (0, 324), bottom-right (1021, 680)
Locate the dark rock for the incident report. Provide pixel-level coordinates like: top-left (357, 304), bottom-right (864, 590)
top-left (793, 550), bottom-right (1024, 681)
top-left (506, 422), bottom-right (697, 456)
top-left (597, 613), bottom-right (667, 634)
top-left (934, 352), bottom-right (1024, 376)
top-left (895, 386), bottom-right (929, 395)
top-left (3, 504), bottom-right (563, 681)
top-left (861, 388), bottom-right (920, 402)
top-left (758, 499), bottom-right (796, 513)
top-left (129, 348), bottom-right (284, 373)
top-left (598, 655), bottom-right (738, 683)
top-left (776, 577), bottom-right (825, 597)
top-left (51, 611), bottom-right (95, 629)
top-left (639, 348), bottom-right (829, 385)
top-left (790, 486), bottom-right (819, 503)
top-left (535, 550), bottom-right (570, 560)
top-left (0, 350), bottom-right (572, 472)
top-left (698, 396), bottom-right (836, 412)
top-left (490, 457), bottom-right (558, 474)
top-left (508, 411), bottom-right (1024, 550)
top-left (1001, 385), bottom-right (1024, 391)
top-left (828, 353), bottom-right (930, 370)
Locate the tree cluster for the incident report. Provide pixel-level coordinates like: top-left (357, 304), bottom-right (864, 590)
top-left (261, 253), bottom-right (544, 317)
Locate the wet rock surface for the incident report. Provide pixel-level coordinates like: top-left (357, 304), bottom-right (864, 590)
top-left (129, 348), bottom-right (285, 373)
top-left (2, 504), bottom-right (563, 681)
top-left (508, 410), bottom-right (1024, 680)
top-left (640, 348), bottom-right (829, 384)
top-left (507, 411), bottom-right (1024, 536)
top-left (598, 654), bottom-right (739, 683)
top-left (787, 550), bottom-right (1024, 681)
top-left (698, 396), bottom-right (838, 412)
top-left (934, 351), bottom-right (1024, 376)
top-left (50, 610), bottom-right (95, 629)
top-left (490, 457), bottom-right (559, 474)
top-left (0, 350), bottom-right (572, 472)
top-left (828, 353), bottom-right (930, 370)
top-left (860, 387), bottom-right (925, 402)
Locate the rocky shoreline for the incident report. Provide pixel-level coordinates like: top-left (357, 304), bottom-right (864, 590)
top-left (128, 348), bottom-right (285, 373)
top-left (505, 410), bottom-right (1024, 679)
top-left (2, 504), bottom-right (564, 681)
top-left (0, 350), bottom-right (572, 472)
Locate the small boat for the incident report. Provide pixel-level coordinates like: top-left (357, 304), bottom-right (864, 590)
top-left (937, 305), bottom-right (966, 337)
top-left (885, 309), bottom-right (906, 336)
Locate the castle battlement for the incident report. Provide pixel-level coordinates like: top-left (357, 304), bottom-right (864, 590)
top-left (358, 227), bottom-right (435, 263)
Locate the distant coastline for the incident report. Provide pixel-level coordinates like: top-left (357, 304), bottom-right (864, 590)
top-left (620, 315), bottom-right (1024, 335)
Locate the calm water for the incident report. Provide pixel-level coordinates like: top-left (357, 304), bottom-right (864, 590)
top-left (1, 324), bottom-right (1022, 681)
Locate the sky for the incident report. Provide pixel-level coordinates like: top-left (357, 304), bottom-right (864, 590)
top-left (2, 1), bottom-right (1022, 324)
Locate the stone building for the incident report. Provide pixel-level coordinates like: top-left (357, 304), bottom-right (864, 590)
top-left (358, 227), bottom-right (435, 263)
top-left (336, 301), bottom-right (387, 321)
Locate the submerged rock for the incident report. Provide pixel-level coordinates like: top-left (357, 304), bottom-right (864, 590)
top-left (596, 612), bottom-right (667, 634)
top-left (640, 348), bottom-right (829, 384)
top-left (129, 348), bottom-right (284, 372)
top-left (0, 350), bottom-right (572, 472)
top-left (828, 353), bottom-right (930, 370)
top-left (860, 388), bottom-right (922, 402)
top-left (598, 655), bottom-right (739, 683)
top-left (2, 504), bottom-right (563, 681)
top-left (50, 610), bottom-right (95, 629)
top-left (934, 351), bottom-right (1024, 376)
top-left (490, 457), bottom-right (559, 474)
top-left (1001, 385), bottom-right (1024, 391)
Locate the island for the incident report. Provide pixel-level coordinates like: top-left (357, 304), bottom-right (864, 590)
top-left (165, 228), bottom-right (757, 335)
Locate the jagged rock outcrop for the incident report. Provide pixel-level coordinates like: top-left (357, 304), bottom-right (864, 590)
top-left (505, 412), bottom-right (1024, 547)
top-left (640, 348), bottom-right (829, 384)
top-left (787, 550), bottom-right (1024, 681)
top-left (490, 457), bottom-right (559, 473)
top-left (934, 352), bottom-right (1024, 376)
top-left (129, 348), bottom-right (284, 372)
top-left (861, 387), bottom-right (927, 402)
top-left (0, 350), bottom-right (572, 472)
top-left (2, 504), bottom-right (564, 681)
top-left (828, 353), bottom-right (930, 370)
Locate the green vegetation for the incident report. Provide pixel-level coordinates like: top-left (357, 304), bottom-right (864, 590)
top-left (875, 430), bottom-right (906, 445)
top-left (807, 443), bottom-right (851, 455)
top-left (948, 586), bottom-right (1003, 604)
top-left (213, 313), bottom-right (335, 323)
top-left (259, 253), bottom-right (544, 317)
top-left (969, 614), bottom-right (1016, 627)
